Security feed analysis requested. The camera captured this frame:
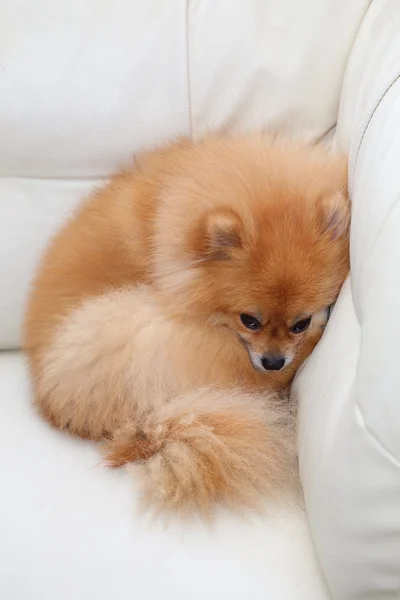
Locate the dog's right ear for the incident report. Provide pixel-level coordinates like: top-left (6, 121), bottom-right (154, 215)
top-left (197, 209), bottom-right (243, 261)
top-left (320, 190), bottom-right (350, 240)
top-left (318, 154), bottom-right (350, 240)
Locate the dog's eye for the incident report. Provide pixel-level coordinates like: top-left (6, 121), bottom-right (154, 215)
top-left (290, 317), bottom-right (312, 334)
top-left (240, 314), bottom-right (261, 331)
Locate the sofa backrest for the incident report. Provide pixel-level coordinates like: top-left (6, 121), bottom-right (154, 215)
top-left (0, 0), bottom-right (369, 349)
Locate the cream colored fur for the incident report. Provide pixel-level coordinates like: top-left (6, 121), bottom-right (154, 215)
top-left (37, 286), bottom-right (295, 515)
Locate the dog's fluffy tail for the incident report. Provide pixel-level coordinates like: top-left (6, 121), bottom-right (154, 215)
top-left (105, 388), bottom-right (296, 516)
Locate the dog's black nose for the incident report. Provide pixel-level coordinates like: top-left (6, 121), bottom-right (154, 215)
top-left (261, 355), bottom-right (286, 371)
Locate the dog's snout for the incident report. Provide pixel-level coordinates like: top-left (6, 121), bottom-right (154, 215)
top-left (261, 355), bottom-right (286, 371)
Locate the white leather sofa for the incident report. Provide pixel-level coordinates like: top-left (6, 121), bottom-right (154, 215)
top-left (1, 2), bottom-right (400, 599)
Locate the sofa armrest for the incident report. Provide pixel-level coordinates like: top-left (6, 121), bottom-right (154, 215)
top-left (297, 2), bottom-right (400, 598)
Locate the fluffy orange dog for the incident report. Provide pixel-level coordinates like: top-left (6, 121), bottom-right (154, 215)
top-left (24, 133), bottom-right (349, 515)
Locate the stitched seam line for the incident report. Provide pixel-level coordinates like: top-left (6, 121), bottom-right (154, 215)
top-left (355, 404), bottom-right (400, 469)
top-left (359, 194), bottom-right (400, 283)
top-left (353, 73), bottom-right (400, 178)
top-left (185, 0), bottom-right (193, 137)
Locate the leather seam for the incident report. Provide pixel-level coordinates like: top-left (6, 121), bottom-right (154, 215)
top-left (359, 194), bottom-right (400, 281)
top-left (355, 404), bottom-right (400, 469)
top-left (353, 73), bottom-right (400, 179)
top-left (185, 0), bottom-right (193, 137)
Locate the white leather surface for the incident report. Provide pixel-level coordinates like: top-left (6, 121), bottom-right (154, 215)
top-left (296, 1), bottom-right (400, 597)
top-left (6, 1), bottom-right (400, 599)
top-left (187, 0), bottom-right (369, 138)
top-left (0, 352), bottom-right (330, 600)
top-left (0, 0), bottom-right (370, 349)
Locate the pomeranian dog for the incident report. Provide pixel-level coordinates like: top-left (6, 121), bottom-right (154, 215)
top-left (24, 133), bottom-right (350, 515)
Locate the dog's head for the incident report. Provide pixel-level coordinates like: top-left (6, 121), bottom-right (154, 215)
top-left (153, 134), bottom-right (350, 375)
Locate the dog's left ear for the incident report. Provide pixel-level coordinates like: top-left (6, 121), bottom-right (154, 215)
top-left (199, 209), bottom-right (243, 260)
top-left (320, 190), bottom-right (350, 239)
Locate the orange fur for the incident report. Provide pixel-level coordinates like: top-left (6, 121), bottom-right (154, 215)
top-left (24, 132), bottom-right (350, 515)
